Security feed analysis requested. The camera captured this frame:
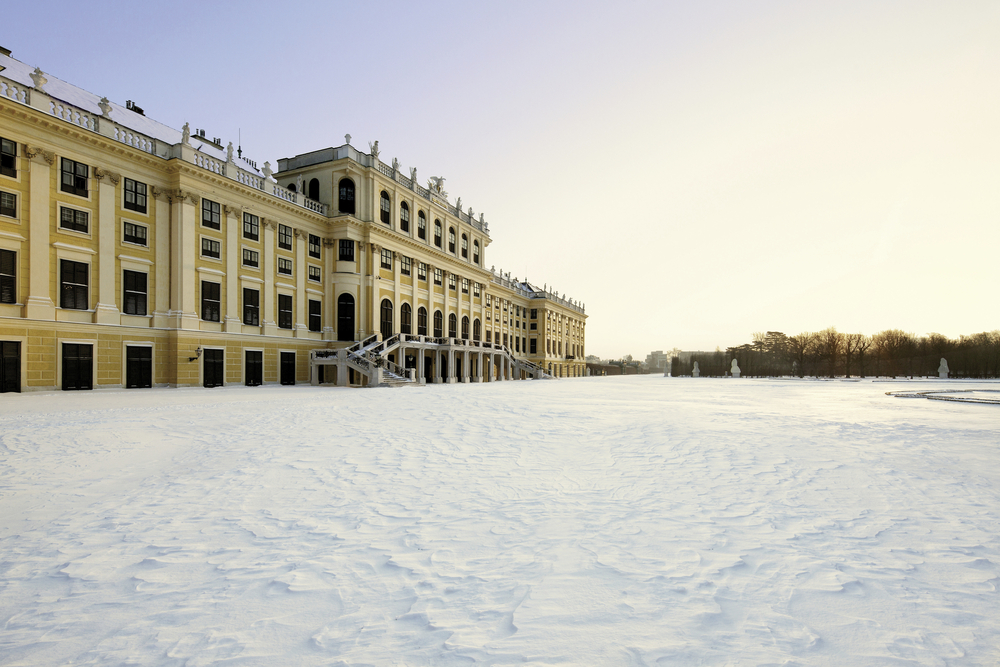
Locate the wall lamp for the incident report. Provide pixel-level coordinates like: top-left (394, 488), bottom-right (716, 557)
top-left (188, 346), bottom-right (202, 362)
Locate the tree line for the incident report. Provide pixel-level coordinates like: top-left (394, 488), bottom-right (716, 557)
top-left (669, 329), bottom-right (1000, 379)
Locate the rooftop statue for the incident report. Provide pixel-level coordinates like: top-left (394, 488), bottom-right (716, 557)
top-left (410, 167), bottom-right (417, 182)
top-left (345, 133), bottom-right (351, 145)
top-left (30, 67), bottom-right (47, 92)
top-left (369, 140), bottom-right (379, 159)
top-left (226, 142), bottom-right (234, 163)
top-left (182, 122), bottom-right (191, 145)
top-left (98, 97), bottom-right (112, 118)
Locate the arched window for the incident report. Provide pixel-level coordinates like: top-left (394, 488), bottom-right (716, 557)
top-left (461, 234), bottom-right (468, 259)
top-left (400, 201), bottom-right (410, 232)
top-left (337, 293), bottom-right (355, 342)
top-left (380, 191), bottom-right (391, 225)
top-left (473, 240), bottom-right (480, 264)
top-left (400, 302), bottom-right (412, 334)
top-left (287, 182), bottom-right (297, 192)
top-left (448, 227), bottom-right (456, 253)
top-left (380, 299), bottom-right (393, 339)
top-left (448, 313), bottom-right (457, 339)
top-left (418, 211), bottom-right (427, 239)
top-left (308, 178), bottom-right (319, 201)
top-left (433, 310), bottom-right (443, 338)
top-left (461, 316), bottom-right (470, 340)
top-left (473, 318), bottom-right (481, 342)
top-left (417, 306), bottom-right (428, 336)
top-left (434, 220), bottom-right (442, 247)
top-left (338, 178), bottom-right (355, 214)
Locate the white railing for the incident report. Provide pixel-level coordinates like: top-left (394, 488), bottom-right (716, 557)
top-left (271, 184), bottom-right (296, 203)
top-left (194, 153), bottom-right (225, 175)
top-left (50, 100), bottom-right (99, 131)
top-left (0, 76), bottom-right (29, 104)
top-left (113, 127), bottom-right (156, 154)
top-left (234, 166), bottom-right (262, 189)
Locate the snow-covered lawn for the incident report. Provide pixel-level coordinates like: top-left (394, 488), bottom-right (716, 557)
top-left (1, 376), bottom-right (997, 666)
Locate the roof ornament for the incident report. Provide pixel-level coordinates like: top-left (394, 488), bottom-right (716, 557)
top-left (226, 142), bottom-right (234, 163)
top-left (428, 176), bottom-right (447, 196)
top-left (345, 133), bottom-right (351, 146)
top-left (410, 166), bottom-right (417, 182)
top-left (181, 122), bottom-right (191, 145)
top-left (368, 140), bottom-right (379, 159)
top-left (98, 97), bottom-right (112, 118)
top-left (29, 67), bottom-right (47, 92)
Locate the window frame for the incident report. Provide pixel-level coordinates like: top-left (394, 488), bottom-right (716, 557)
top-left (380, 191), bottom-right (391, 225)
top-left (123, 220), bottom-right (147, 247)
top-left (308, 264), bottom-right (322, 282)
top-left (278, 224), bottom-right (293, 250)
top-left (400, 255), bottom-right (411, 276)
top-left (417, 306), bottom-right (428, 336)
top-left (433, 268), bottom-right (443, 286)
top-left (308, 299), bottom-right (322, 332)
top-left (448, 274), bottom-right (456, 291)
top-left (0, 248), bottom-right (15, 304)
top-left (202, 198), bottom-right (221, 229)
top-left (308, 234), bottom-right (321, 258)
top-left (243, 212), bottom-right (259, 241)
top-left (400, 201), bottom-right (410, 232)
top-left (243, 287), bottom-right (260, 326)
top-left (59, 206), bottom-right (90, 234)
top-left (200, 236), bottom-right (221, 260)
top-left (242, 247), bottom-right (260, 269)
top-left (201, 280), bottom-right (221, 322)
top-left (473, 240), bottom-right (480, 264)
top-left (60, 158), bottom-right (88, 197)
top-left (122, 269), bottom-right (147, 316)
top-left (473, 282), bottom-right (481, 298)
top-left (338, 178), bottom-right (356, 214)
top-left (0, 190), bottom-right (17, 218)
top-left (123, 177), bottom-right (147, 214)
top-left (277, 256), bottom-right (293, 276)
top-left (417, 210), bottom-right (426, 239)
top-left (448, 227), bottom-right (456, 253)
top-left (339, 239), bottom-right (354, 261)
top-left (434, 220), bottom-right (442, 247)
top-left (0, 138), bottom-right (16, 179)
top-left (461, 233), bottom-right (468, 258)
top-left (59, 259), bottom-right (89, 310)
top-left (278, 293), bottom-right (293, 329)
top-left (380, 248), bottom-right (392, 270)
top-left (417, 262), bottom-right (427, 282)
top-left (461, 277), bottom-right (469, 294)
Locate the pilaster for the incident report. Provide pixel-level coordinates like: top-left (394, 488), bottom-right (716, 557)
top-left (294, 229), bottom-right (307, 336)
top-left (167, 189), bottom-right (200, 329)
top-left (261, 219), bottom-right (277, 335)
top-left (93, 167), bottom-right (121, 324)
top-left (151, 187), bottom-right (170, 327)
top-left (24, 146), bottom-right (55, 320)
top-left (223, 205), bottom-right (241, 331)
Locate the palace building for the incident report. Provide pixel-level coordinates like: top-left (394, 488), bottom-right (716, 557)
top-left (0, 50), bottom-right (587, 392)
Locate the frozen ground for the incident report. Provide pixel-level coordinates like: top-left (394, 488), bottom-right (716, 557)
top-left (0, 376), bottom-right (998, 666)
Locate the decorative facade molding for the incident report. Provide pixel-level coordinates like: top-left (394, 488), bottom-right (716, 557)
top-left (164, 189), bottom-right (199, 206)
top-left (93, 167), bottom-right (121, 185)
top-left (25, 145), bottom-right (55, 165)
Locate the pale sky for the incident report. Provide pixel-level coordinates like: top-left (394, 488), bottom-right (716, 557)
top-left (6, 1), bottom-right (998, 358)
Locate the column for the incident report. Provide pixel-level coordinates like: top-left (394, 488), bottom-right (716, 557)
top-left (93, 168), bottom-right (121, 324)
top-left (24, 147), bottom-right (55, 319)
top-left (322, 239), bottom-right (335, 340)
top-left (294, 229), bottom-right (307, 336)
top-left (261, 220), bottom-right (277, 335)
top-left (461, 349), bottom-right (470, 383)
top-left (358, 241), bottom-right (368, 338)
top-left (151, 188), bottom-right (170, 327)
top-left (168, 190), bottom-right (200, 329)
top-left (370, 243), bottom-right (380, 339)
top-left (415, 346), bottom-right (424, 384)
top-left (223, 205), bottom-right (241, 331)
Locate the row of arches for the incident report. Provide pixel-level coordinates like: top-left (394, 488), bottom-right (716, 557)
top-left (335, 294), bottom-right (483, 343)
top-left (287, 177), bottom-right (320, 202)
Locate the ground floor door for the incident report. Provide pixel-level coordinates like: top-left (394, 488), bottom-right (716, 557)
top-left (62, 343), bottom-right (93, 391)
top-left (1, 341), bottom-right (20, 393)
top-left (125, 346), bottom-right (152, 388)
top-left (245, 350), bottom-right (262, 386)
top-left (280, 352), bottom-right (295, 385)
top-left (424, 355), bottom-right (433, 382)
top-left (203, 349), bottom-right (224, 388)
top-left (439, 353), bottom-right (448, 381)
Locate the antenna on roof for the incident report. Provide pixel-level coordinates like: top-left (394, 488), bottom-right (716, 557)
top-left (237, 129), bottom-right (242, 159)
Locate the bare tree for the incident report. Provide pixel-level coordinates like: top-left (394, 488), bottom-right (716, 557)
top-left (818, 327), bottom-right (843, 378)
top-left (787, 332), bottom-right (817, 378)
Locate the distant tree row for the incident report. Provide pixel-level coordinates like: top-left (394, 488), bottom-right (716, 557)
top-left (669, 329), bottom-right (1000, 379)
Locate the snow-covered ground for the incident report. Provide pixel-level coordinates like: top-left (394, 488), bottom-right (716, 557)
top-left (1, 376), bottom-right (998, 666)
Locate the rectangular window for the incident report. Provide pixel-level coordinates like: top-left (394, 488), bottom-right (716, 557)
top-left (308, 234), bottom-right (321, 258)
top-left (308, 265), bottom-right (321, 282)
top-left (202, 199), bottom-right (221, 229)
top-left (339, 239), bottom-right (354, 261)
top-left (486, 294), bottom-right (492, 307)
top-left (531, 309), bottom-right (537, 319)
top-left (449, 274), bottom-right (456, 291)
top-left (60, 207), bottom-right (89, 233)
top-left (434, 268), bottom-right (442, 285)
top-left (60, 158), bottom-right (88, 197)
top-left (418, 215), bottom-right (426, 239)
top-left (278, 294), bottom-right (292, 329)
top-left (473, 282), bottom-right (481, 297)
top-left (461, 278), bottom-right (469, 294)
top-left (400, 255), bottom-right (411, 276)
top-left (201, 281), bottom-right (220, 321)
top-left (417, 262), bottom-right (427, 281)
top-left (486, 330), bottom-right (492, 344)
top-left (0, 138), bottom-right (16, 178)
top-left (278, 224), bottom-right (292, 250)
top-left (122, 270), bottom-right (147, 315)
top-left (0, 191), bottom-right (15, 218)
top-left (242, 248), bottom-right (259, 268)
top-left (515, 337), bottom-right (520, 353)
top-left (59, 259), bottom-right (88, 310)
top-left (243, 212), bottom-right (259, 241)
top-left (0, 249), bottom-right (15, 304)
top-left (243, 287), bottom-right (259, 326)
top-left (201, 237), bottom-right (221, 259)
top-left (123, 221), bottom-right (147, 246)
top-left (530, 338), bottom-right (537, 354)
top-left (123, 178), bottom-right (147, 213)
top-left (530, 322), bottom-right (537, 330)
top-left (278, 257), bottom-right (293, 275)
top-left (308, 299), bottom-right (321, 332)
top-left (380, 248), bottom-right (392, 270)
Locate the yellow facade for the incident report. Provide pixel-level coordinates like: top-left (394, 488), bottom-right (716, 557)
top-left (0, 53), bottom-right (586, 392)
